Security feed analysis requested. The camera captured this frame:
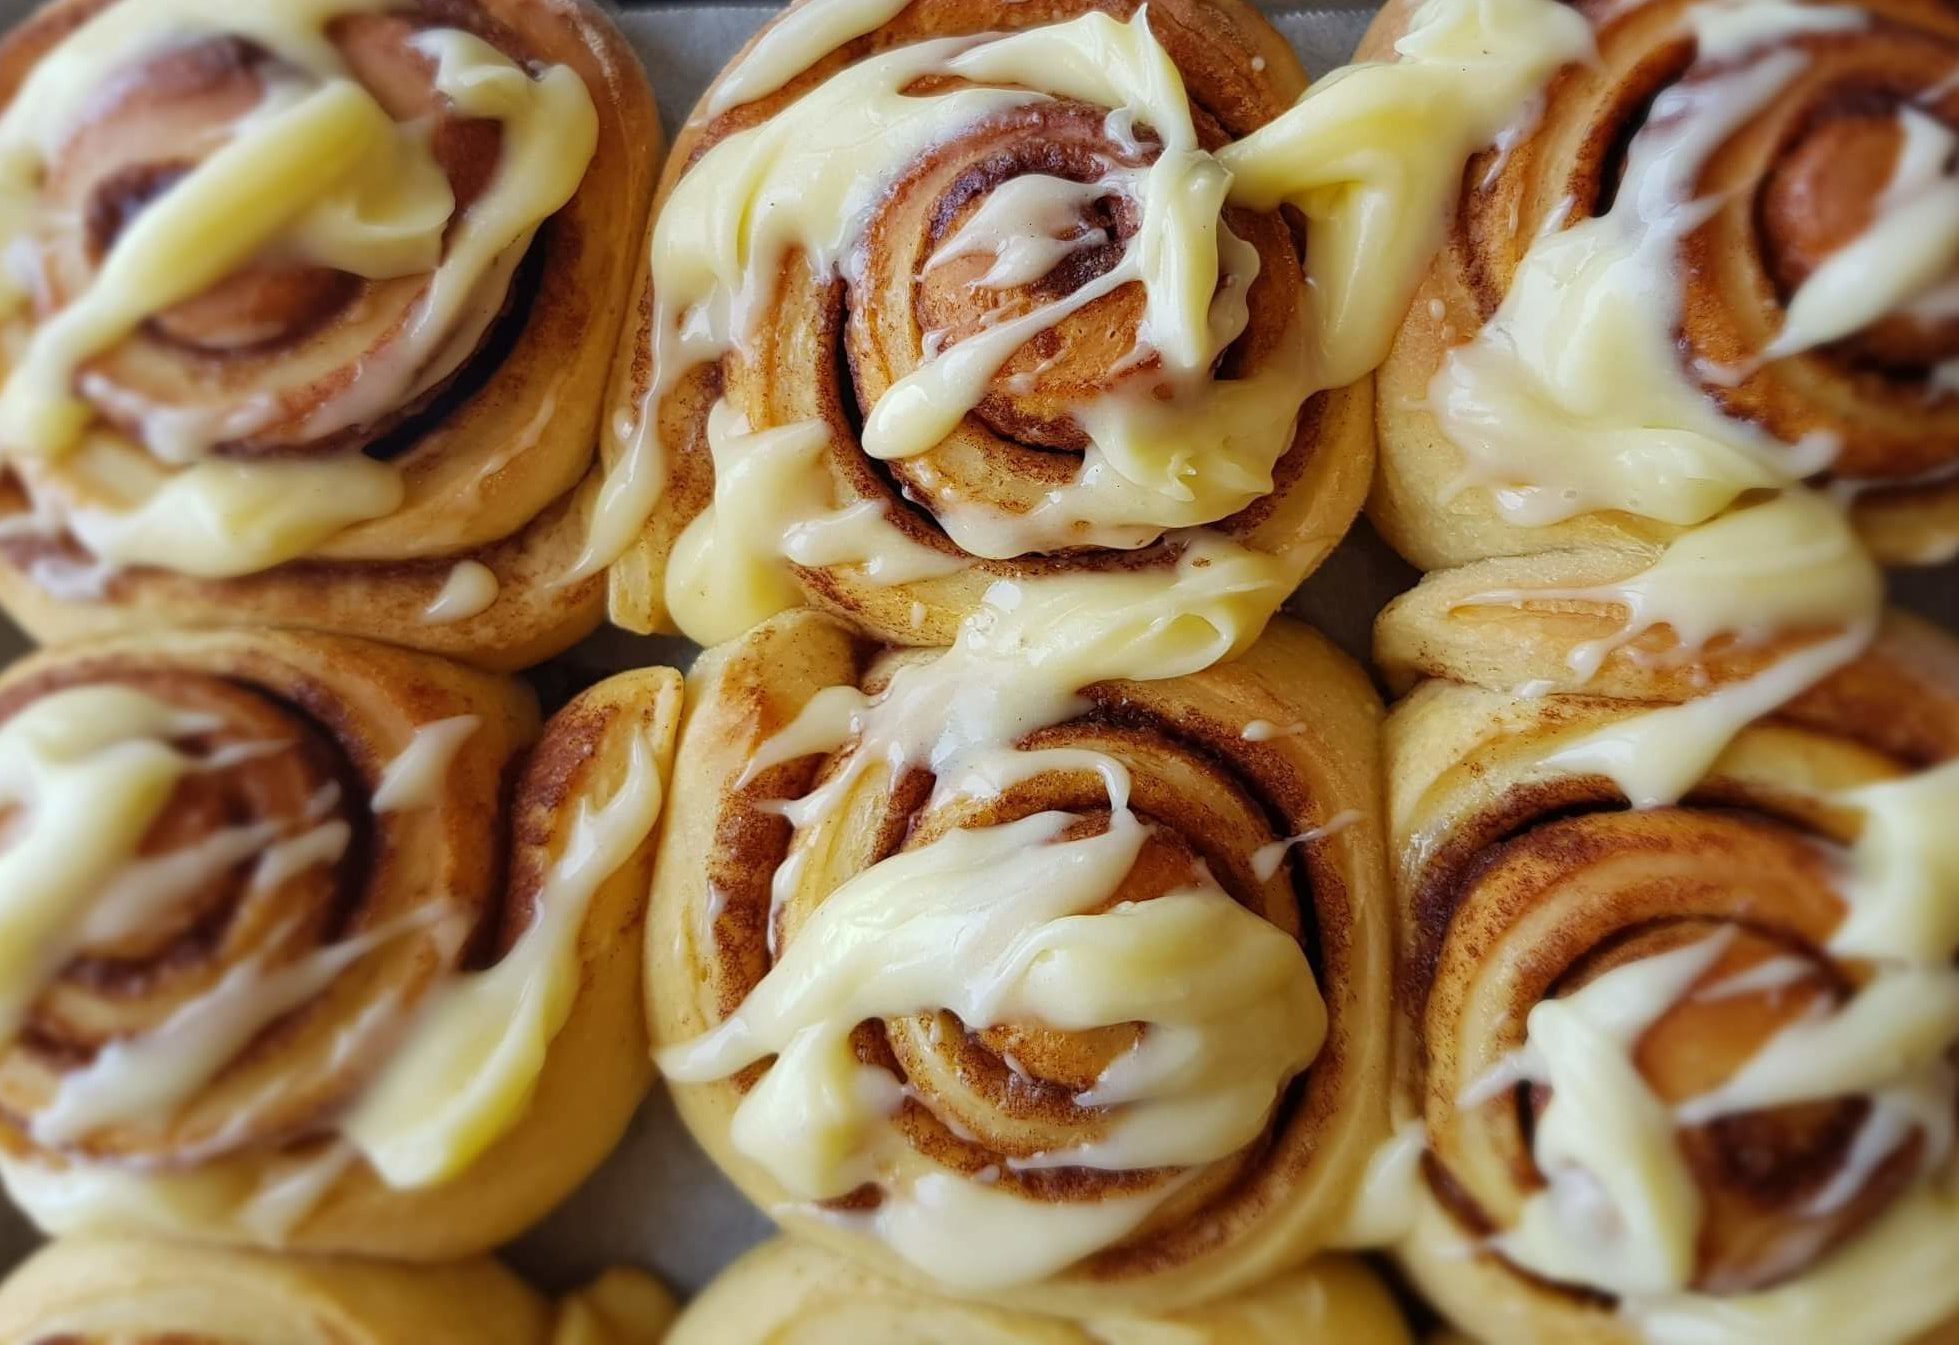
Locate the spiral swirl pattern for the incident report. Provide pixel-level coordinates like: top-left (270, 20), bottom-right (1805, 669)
top-left (0, 628), bottom-right (679, 1260)
top-left (604, 0), bottom-right (1399, 647)
top-left (647, 609), bottom-right (1392, 1316)
top-left (1379, 604), bottom-right (1959, 1342)
top-left (1369, 0), bottom-right (1959, 569)
top-left (0, 0), bottom-right (660, 669)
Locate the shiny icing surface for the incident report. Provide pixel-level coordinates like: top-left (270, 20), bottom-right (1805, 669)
top-left (0, 655), bottom-right (671, 1250)
top-left (345, 730), bottom-right (667, 1188)
top-left (0, 686), bottom-right (223, 1043)
top-left (600, 0), bottom-right (1591, 638)
top-left (637, 0), bottom-right (1587, 1293)
top-left (661, 548), bottom-right (1323, 1286)
top-left (1431, 6), bottom-right (1849, 530)
top-left (422, 561), bottom-right (502, 626)
top-left (1378, 0), bottom-right (1959, 1337)
top-left (661, 809), bottom-right (1325, 1288)
top-left (0, 0), bottom-right (597, 581)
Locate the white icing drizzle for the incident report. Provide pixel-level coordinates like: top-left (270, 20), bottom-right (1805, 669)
top-left (246, 784), bottom-right (350, 895)
top-left (571, 33), bottom-right (1043, 587)
top-left (51, 451), bottom-right (408, 580)
top-left (291, 28), bottom-right (595, 443)
top-left (1219, 0), bottom-right (1593, 388)
top-left (234, 1143), bottom-right (361, 1244)
top-left (1240, 718), bottom-right (1308, 741)
top-left (1333, 1119), bottom-right (1427, 1248)
top-left (0, 687), bottom-right (220, 1042)
top-left (1693, 0), bottom-right (1867, 59)
top-left (1393, 0), bottom-right (1959, 1335)
top-left (925, 173), bottom-right (1116, 289)
top-left (343, 728), bottom-right (666, 1188)
top-left (1249, 808), bottom-right (1361, 882)
top-left (664, 528), bottom-right (1349, 1284)
top-left (801, 1167), bottom-right (1189, 1293)
top-left (702, 0), bottom-right (916, 118)
top-left (1461, 753), bottom-right (1959, 1334)
top-left (1674, 971), bottom-right (1959, 1129)
top-left (1829, 762), bottom-right (1959, 963)
top-left (23, 550), bottom-right (114, 602)
top-left (32, 909), bottom-right (445, 1150)
top-left (1621, 1175), bottom-right (1959, 1344)
top-left (0, 1134), bottom-right (367, 1249)
top-left (1488, 932), bottom-right (1735, 1298)
top-left (743, 537), bottom-right (1293, 819)
top-left (1544, 623), bottom-right (1872, 810)
top-left (1431, 13), bottom-right (1861, 527)
top-left (627, 0), bottom-right (1593, 1289)
top-left (1692, 954), bottom-right (1812, 1001)
top-left (662, 810), bottom-right (1324, 1290)
top-left (0, 683), bottom-right (665, 1249)
top-left (588, 0), bottom-right (1591, 611)
top-left (371, 716), bottom-right (481, 815)
top-left (1764, 108), bottom-right (1959, 362)
top-left (1465, 492), bottom-right (1880, 684)
top-left (420, 561), bottom-right (501, 626)
top-left (0, 0), bottom-right (598, 579)
top-left (1466, 493), bottom-right (1884, 807)
top-left (75, 821), bottom-right (284, 949)
top-left (664, 403), bottom-right (965, 646)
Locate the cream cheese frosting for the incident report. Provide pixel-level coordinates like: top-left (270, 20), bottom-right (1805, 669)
top-left (0, 0), bottom-right (597, 581)
top-left (595, 0), bottom-right (1593, 624)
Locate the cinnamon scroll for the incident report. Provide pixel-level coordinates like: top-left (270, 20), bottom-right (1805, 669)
top-left (0, 0), bottom-right (659, 670)
top-left (0, 627), bottom-right (681, 1260)
top-left (1367, 0), bottom-right (1959, 570)
top-left (602, 0), bottom-right (1590, 647)
top-left (667, 1237), bottom-right (1411, 1344)
top-left (646, 606), bottom-right (1393, 1316)
top-left (0, 1237), bottom-right (677, 1345)
top-left (1375, 575), bottom-right (1959, 1341)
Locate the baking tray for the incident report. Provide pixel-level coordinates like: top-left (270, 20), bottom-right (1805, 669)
top-left (0, 0), bottom-right (1951, 1300)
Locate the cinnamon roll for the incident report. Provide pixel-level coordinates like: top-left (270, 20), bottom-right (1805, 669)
top-left (647, 600), bottom-right (1393, 1316)
top-left (667, 1237), bottom-right (1411, 1344)
top-left (0, 1237), bottom-right (675, 1344)
top-left (0, 627), bottom-right (681, 1260)
top-left (1367, 0), bottom-right (1959, 570)
top-left (601, 0), bottom-right (1590, 647)
top-left (1373, 571), bottom-right (1959, 1340)
top-left (0, 1237), bottom-right (552, 1345)
top-left (0, 0), bottom-right (659, 670)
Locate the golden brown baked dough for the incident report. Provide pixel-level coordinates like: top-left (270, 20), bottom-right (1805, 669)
top-left (0, 0), bottom-right (660, 670)
top-left (1366, 0), bottom-right (1959, 569)
top-left (667, 1237), bottom-right (1411, 1344)
top-left (1378, 590), bottom-right (1959, 1343)
top-left (646, 608), bottom-right (1393, 1317)
top-left (603, 0), bottom-right (1429, 647)
top-left (0, 1238), bottom-right (675, 1345)
top-left (0, 1237), bottom-right (549, 1344)
top-left (0, 627), bottom-right (680, 1260)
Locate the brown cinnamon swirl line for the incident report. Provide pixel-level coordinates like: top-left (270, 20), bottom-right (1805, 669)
top-left (603, 0), bottom-right (1372, 647)
top-left (1365, 0), bottom-right (1959, 570)
top-left (0, 627), bottom-right (681, 1261)
top-left (0, 0), bottom-right (660, 670)
top-left (646, 609), bottom-right (1393, 1317)
top-left (1375, 581), bottom-right (1959, 1343)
